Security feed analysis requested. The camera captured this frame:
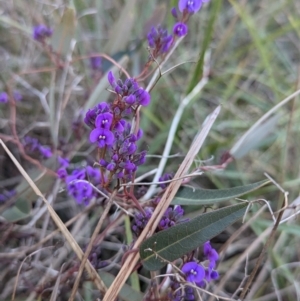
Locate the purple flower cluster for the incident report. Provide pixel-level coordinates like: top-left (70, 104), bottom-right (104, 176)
top-left (146, 0), bottom-right (209, 59)
top-left (0, 189), bottom-right (16, 203)
top-left (157, 205), bottom-right (185, 231)
top-left (169, 241), bottom-right (219, 299)
top-left (147, 26), bottom-right (173, 58)
top-left (33, 24), bottom-right (53, 41)
top-left (23, 136), bottom-right (52, 159)
top-left (84, 72), bottom-right (150, 184)
top-left (131, 207), bottom-right (153, 236)
top-left (199, 241), bottom-right (219, 286)
top-left (131, 205), bottom-right (185, 236)
top-left (58, 159), bottom-right (103, 205)
top-left (182, 242), bottom-right (219, 286)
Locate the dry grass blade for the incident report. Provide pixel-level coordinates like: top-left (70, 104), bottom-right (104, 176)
top-left (102, 105), bottom-right (221, 301)
top-left (0, 139), bottom-right (107, 293)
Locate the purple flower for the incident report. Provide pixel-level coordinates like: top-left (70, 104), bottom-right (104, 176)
top-left (0, 92), bottom-right (8, 103)
top-left (90, 128), bottom-right (115, 148)
top-left (181, 262), bottom-right (205, 283)
top-left (124, 94), bottom-right (136, 105)
top-left (210, 270), bottom-right (219, 280)
top-left (33, 24), bottom-right (53, 41)
top-left (178, 0), bottom-right (202, 14)
top-left (57, 168), bottom-right (68, 179)
top-left (90, 55), bottom-right (102, 70)
top-left (203, 241), bottom-right (219, 263)
top-left (134, 150), bottom-right (147, 166)
top-left (171, 7), bottom-right (178, 19)
top-left (69, 181), bottom-right (93, 205)
top-left (95, 112), bottom-right (113, 129)
top-left (107, 71), bottom-right (116, 87)
top-left (86, 166), bottom-right (101, 183)
top-left (135, 88), bottom-right (150, 106)
top-left (39, 145), bottom-right (52, 158)
top-left (66, 170), bottom-right (82, 184)
top-left (84, 102), bottom-right (110, 128)
top-left (106, 162), bottom-right (116, 171)
top-left (123, 160), bottom-right (136, 172)
top-left (114, 119), bottom-right (125, 133)
top-left (173, 22), bottom-right (188, 37)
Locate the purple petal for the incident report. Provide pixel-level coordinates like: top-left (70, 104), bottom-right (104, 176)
top-left (90, 128), bottom-right (102, 143)
top-left (178, 0), bottom-right (202, 13)
top-left (103, 129), bottom-right (115, 146)
top-left (173, 22), bottom-right (188, 37)
top-left (95, 112), bottom-right (113, 129)
top-left (108, 71), bottom-right (116, 87)
top-left (136, 88), bottom-right (150, 106)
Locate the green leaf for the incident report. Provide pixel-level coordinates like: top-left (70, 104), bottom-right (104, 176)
top-left (99, 271), bottom-right (143, 301)
top-left (2, 199), bottom-right (31, 222)
top-left (51, 7), bottom-right (76, 56)
top-left (140, 203), bottom-right (248, 271)
top-left (172, 180), bottom-right (270, 205)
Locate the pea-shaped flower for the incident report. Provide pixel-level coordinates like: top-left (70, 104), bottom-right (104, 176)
top-left (90, 128), bottom-right (115, 148)
top-left (181, 262), bottom-right (205, 283)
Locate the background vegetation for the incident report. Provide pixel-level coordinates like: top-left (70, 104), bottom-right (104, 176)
top-left (0, 0), bottom-right (300, 300)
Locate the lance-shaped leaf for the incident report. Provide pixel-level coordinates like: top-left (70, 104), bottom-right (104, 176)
top-left (140, 203), bottom-right (248, 271)
top-left (172, 180), bottom-right (269, 205)
top-left (1, 199), bottom-right (31, 222)
top-left (51, 7), bottom-right (76, 56)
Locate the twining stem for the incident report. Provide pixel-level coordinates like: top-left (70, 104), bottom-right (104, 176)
top-left (68, 189), bottom-right (118, 301)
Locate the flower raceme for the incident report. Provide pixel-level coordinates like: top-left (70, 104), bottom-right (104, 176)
top-left (147, 26), bottom-right (173, 58)
top-left (84, 72), bottom-right (150, 184)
